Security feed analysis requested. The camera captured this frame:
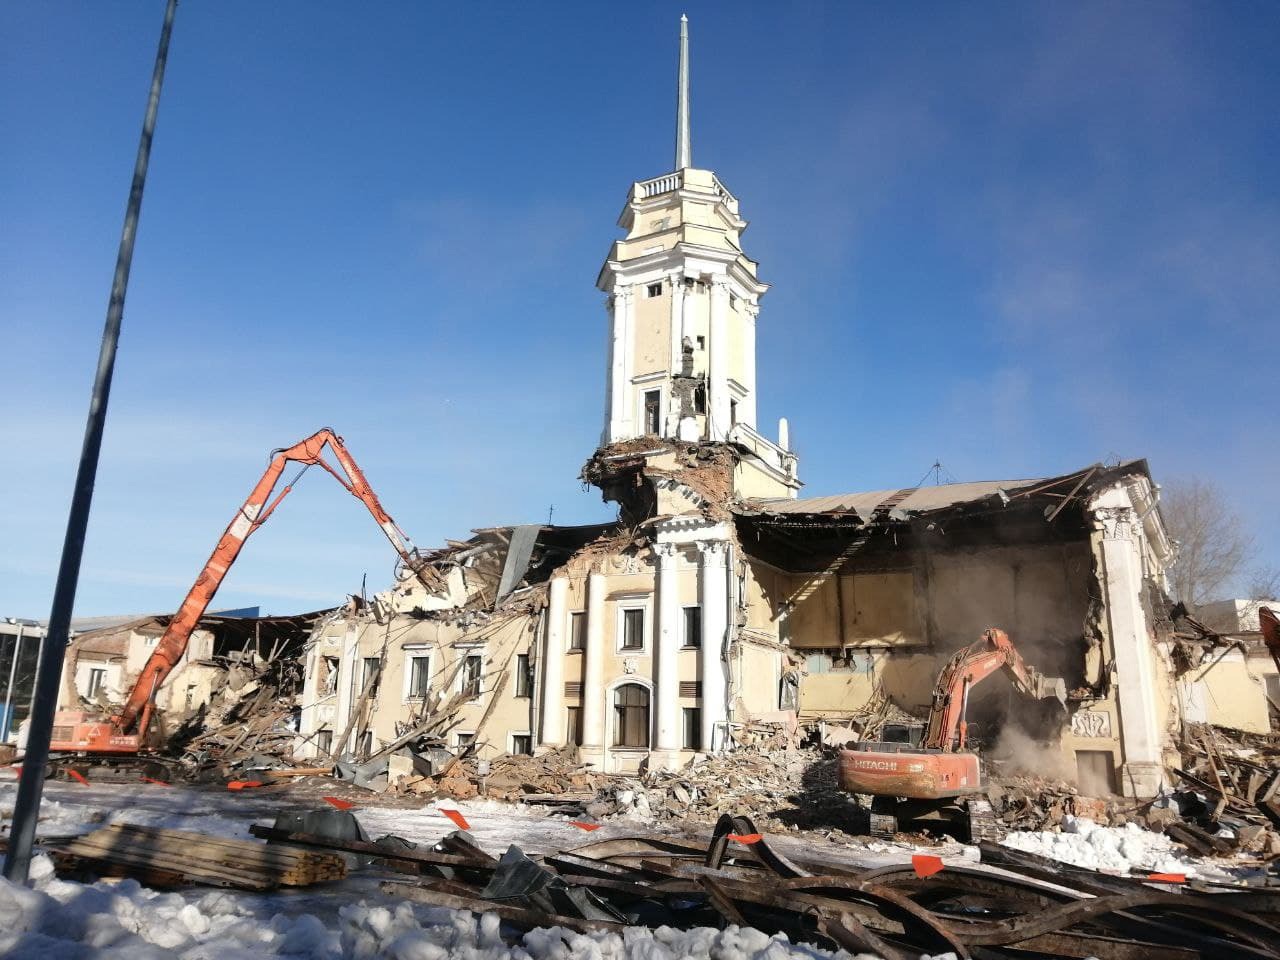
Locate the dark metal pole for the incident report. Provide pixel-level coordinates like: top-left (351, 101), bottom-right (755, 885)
top-left (3, 0), bottom-right (178, 884)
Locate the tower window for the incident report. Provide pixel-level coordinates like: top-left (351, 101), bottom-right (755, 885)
top-left (646, 282), bottom-right (663, 298)
top-left (643, 390), bottom-right (661, 435)
top-left (730, 294), bottom-right (738, 310)
top-left (693, 384), bottom-right (706, 414)
top-left (730, 399), bottom-right (738, 426)
top-left (695, 335), bottom-right (705, 350)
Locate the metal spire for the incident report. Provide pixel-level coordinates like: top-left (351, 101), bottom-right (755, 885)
top-left (675, 14), bottom-right (691, 170)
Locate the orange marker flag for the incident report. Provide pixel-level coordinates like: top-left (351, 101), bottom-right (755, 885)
top-left (440, 808), bottom-right (470, 830)
top-left (67, 769), bottom-right (90, 786)
top-left (323, 796), bottom-right (356, 811)
top-left (226, 780), bottom-right (264, 791)
top-left (569, 820), bottom-right (601, 831)
top-left (1148, 872), bottom-right (1186, 884)
top-left (912, 854), bottom-right (945, 878)
top-left (140, 776), bottom-right (170, 786)
top-left (727, 833), bottom-right (763, 844)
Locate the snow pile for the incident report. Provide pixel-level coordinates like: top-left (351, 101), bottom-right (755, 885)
top-left (0, 855), bottom-right (893, 960)
top-left (1002, 815), bottom-right (1200, 876)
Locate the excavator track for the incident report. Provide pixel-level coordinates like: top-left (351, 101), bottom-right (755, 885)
top-left (49, 754), bottom-right (183, 784)
top-left (965, 798), bottom-right (1005, 843)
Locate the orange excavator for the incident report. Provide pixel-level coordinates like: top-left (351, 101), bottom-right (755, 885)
top-left (837, 628), bottom-right (1066, 840)
top-left (49, 428), bottom-right (431, 773)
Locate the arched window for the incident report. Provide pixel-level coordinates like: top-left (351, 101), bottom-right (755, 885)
top-left (612, 683), bottom-right (650, 748)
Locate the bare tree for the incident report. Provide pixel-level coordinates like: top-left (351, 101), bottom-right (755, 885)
top-left (1247, 566), bottom-right (1280, 602)
top-left (1162, 478), bottom-right (1255, 607)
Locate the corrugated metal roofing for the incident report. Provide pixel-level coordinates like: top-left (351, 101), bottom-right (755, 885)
top-left (746, 477), bottom-right (1046, 518)
top-left (743, 460), bottom-right (1150, 521)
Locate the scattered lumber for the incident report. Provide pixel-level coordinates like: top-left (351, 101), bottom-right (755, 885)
top-left (249, 807), bottom-right (1280, 959)
top-left (48, 823), bottom-right (346, 890)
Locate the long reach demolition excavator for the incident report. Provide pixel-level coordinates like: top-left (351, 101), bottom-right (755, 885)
top-left (48, 428), bottom-right (432, 777)
top-left (838, 628), bottom-right (1066, 840)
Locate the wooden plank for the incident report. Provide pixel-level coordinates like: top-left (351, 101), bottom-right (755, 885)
top-left (56, 830), bottom-right (345, 887)
top-left (102, 824), bottom-right (329, 868)
top-left (52, 840), bottom-right (279, 890)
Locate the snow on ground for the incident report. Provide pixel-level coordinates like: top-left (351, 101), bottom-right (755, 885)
top-left (1000, 814), bottom-right (1232, 879)
top-left (0, 770), bottom-right (958, 960)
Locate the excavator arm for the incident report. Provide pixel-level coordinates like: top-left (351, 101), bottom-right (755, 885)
top-left (1260, 607), bottom-right (1280, 675)
top-left (113, 428), bottom-right (430, 738)
top-left (922, 628), bottom-right (1066, 752)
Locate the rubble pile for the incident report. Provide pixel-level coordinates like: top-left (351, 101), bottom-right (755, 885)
top-left (172, 648), bottom-right (309, 778)
top-left (398, 746), bottom-right (606, 806)
top-left (1160, 722), bottom-right (1280, 859)
top-left (984, 773), bottom-right (1117, 831)
top-left (590, 739), bottom-right (862, 835)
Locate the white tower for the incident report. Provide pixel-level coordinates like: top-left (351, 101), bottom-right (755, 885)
top-left (597, 18), bottom-right (798, 497)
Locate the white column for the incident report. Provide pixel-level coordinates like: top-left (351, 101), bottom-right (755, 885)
top-left (602, 295), bottom-right (617, 446)
top-left (607, 287), bottom-right (634, 443)
top-left (654, 543), bottom-right (681, 764)
top-left (742, 302), bottom-right (758, 426)
top-left (580, 569), bottom-right (608, 766)
top-left (539, 577), bottom-right (568, 747)
top-left (698, 540), bottom-right (729, 751)
top-left (669, 273), bottom-right (685, 375)
top-left (708, 277), bottom-right (730, 440)
top-left (618, 286), bottom-right (636, 439)
top-left (1095, 500), bottom-right (1164, 798)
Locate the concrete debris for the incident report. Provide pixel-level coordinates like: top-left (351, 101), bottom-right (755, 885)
top-left (392, 746), bottom-right (604, 808)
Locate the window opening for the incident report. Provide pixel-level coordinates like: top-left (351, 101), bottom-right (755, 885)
top-left (613, 684), bottom-right (650, 748)
top-left (683, 707), bottom-right (702, 750)
top-left (643, 390), bottom-right (661, 435)
top-left (515, 653), bottom-right (532, 697)
top-left (407, 655), bottom-right (431, 699)
top-left (621, 608), bottom-right (645, 650)
top-left (461, 654), bottom-right (483, 698)
top-left (569, 612), bottom-right (586, 651)
top-left (683, 607), bottom-right (702, 648)
top-left (566, 706), bottom-right (583, 746)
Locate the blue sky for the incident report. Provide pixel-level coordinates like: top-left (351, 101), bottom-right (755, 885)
top-left (1, 2), bottom-right (1277, 617)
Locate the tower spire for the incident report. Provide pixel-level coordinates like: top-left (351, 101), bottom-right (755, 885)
top-left (675, 15), bottom-right (691, 170)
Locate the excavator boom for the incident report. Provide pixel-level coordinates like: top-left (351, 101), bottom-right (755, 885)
top-left (53, 429), bottom-right (430, 756)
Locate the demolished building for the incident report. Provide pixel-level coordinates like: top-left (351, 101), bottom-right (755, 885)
top-left (288, 21), bottom-right (1266, 802)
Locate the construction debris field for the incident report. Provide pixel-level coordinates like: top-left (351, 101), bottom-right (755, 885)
top-left (4, 767), bottom-right (1280, 959)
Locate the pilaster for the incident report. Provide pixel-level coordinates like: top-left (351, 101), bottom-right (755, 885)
top-left (1094, 499), bottom-right (1165, 797)
top-left (580, 570), bottom-right (608, 767)
top-left (697, 539), bottom-right (729, 751)
top-left (708, 277), bottom-right (730, 439)
top-left (607, 286), bottom-right (635, 443)
top-left (742, 302), bottom-right (758, 425)
top-left (653, 543), bottom-right (681, 767)
top-left (539, 577), bottom-right (568, 747)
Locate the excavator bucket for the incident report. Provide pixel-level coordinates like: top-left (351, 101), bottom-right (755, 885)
top-left (1032, 674), bottom-right (1068, 707)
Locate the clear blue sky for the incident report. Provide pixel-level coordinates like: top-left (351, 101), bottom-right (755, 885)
top-left (2, 2), bottom-right (1277, 617)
